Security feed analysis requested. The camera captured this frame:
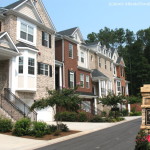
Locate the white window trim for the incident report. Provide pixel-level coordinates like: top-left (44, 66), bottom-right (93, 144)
top-left (117, 81), bottom-right (121, 92)
top-left (17, 17), bottom-right (37, 46)
top-left (81, 51), bottom-right (84, 63)
top-left (80, 73), bottom-right (84, 88)
top-left (70, 72), bottom-right (74, 88)
top-left (18, 56), bottom-right (24, 74)
top-left (40, 63), bottom-right (49, 76)
top-left (69, 43), bottom-right (73, 59)
top-left (86, 75), bottom-right (90, 88)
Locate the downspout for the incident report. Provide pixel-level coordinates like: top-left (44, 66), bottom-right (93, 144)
top-left (62, 39), bottom-right (65, 87)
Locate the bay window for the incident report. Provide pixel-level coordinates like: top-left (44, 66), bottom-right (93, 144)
top-left (28, 58), bottom-right (35, 75)
top-left (18, 57), bottom-right (23, 74)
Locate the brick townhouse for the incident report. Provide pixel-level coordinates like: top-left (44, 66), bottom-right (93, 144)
top-left (0, 0), bottom-right (56, 121)
top-left (55, 27), bottom-right (97, 114)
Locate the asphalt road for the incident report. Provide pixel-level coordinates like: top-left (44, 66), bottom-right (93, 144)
top-left (36, 118), bottom-right (141, 150)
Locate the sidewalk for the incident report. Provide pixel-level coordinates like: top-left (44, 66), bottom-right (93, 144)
top-left (0, 116), bottom-right (141, 150)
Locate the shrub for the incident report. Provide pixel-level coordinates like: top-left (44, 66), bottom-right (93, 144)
top-left (46, 125), bottom-right (57, 134)
top-left (135, 129), bottom-right (150, 150)
top-left (89, 115), bottom-right (104, 122)
top-left (122, 109), bottom-right (128, 116)
top-left (58, 123), bottom-right (69, 132)
top-left (53, 130), bottom-right (61, 136)
top-left (31, 121), bottom-right (47, 137)
top-left (55, 112), bottom-right (77, 122)
top-left (56, 111), bottom-right (89, 122)
top-left (0, 118), bottom-right (13, 133)
top-left (13, 118), bottom-right (31, 136)
top-left (130, 111), bottom-right (141, 116)
top-left (77, 112), bottom-right (88, 122)
top-left (101, 111), bottom-right (107, 117)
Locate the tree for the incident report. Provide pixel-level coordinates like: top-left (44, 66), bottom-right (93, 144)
top-left (99, 93), bottom-right (124, 118)
top-left (31, 88), bottom-right (82, 128)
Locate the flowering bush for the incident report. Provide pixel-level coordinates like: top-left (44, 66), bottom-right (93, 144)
top-left (135, 129), bottom-right (150, 150)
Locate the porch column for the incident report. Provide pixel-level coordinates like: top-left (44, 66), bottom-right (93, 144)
top-left (98, 80), bottom-right (101, 97)
top-left (105, 80), bottom-right (108, 96)
top-left (126, 83), bottom-right (129, 96)
top-left (128, 104), bottom-right (131, 113)
top-left (59, 66), bottom-right (62, 89)
top-left (94, 98), bottom-right (97, 115)
top-left (9, 57), bottom-right (16, 94)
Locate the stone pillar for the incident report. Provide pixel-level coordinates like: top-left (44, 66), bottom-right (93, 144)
top-left (141, 84), bottom-right (150, 130)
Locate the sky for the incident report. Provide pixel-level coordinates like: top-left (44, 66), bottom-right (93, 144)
top-left (1, 0), bottom-right (150, 39)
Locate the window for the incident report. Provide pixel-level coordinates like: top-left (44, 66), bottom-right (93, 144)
top-left (81, 52), bottom-right (84, 63)
top-left (20, 22), bottom-right (34, 42)
top-left (28, 58), bottom-right (35, 75)
top-left (114, 66), bottom-right (116, 74)
top-left (91, 55), bottom-right (93, 61)
top-left (40, 63), bottom-right (48, 75)
top-left (38, 63), bottom-right (52, 77)
top-left (117, 81), bottom-right (121, 92)
top-left (110, 62), bottom-right (112, 71)
top-left (18, 57), bottom-right (23, 74)
top-left (121, 68), bottom-right (124, 77)
top-left (70, 72), bottom-right (74, 88)
top-left (105, 60), bottom-right (107, 69)
top-left (86, 75), bottom-right (90, 88)
top-left (69, 44), bottom-right (73, 58)
top-left (42, 31), bottom-right (51, 48)
top-left (80, 74), bottom-right (84, 88)
top-left (99, 57), bottom-right (101, 67)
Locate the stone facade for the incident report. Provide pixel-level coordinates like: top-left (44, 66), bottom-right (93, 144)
top-left (141, 84), bottom-right (150, 129)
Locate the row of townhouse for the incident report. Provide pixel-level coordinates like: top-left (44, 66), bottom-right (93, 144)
top-left (55, 27), bottom-right (129, 114)
top-left (0, 0), bottom-right (129, 122)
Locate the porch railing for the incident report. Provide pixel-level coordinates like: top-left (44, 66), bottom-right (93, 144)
top-left (0, 94), bottom-right (24, 120)
top-left (81, 101), bottom-right (102, 115)
top-left (4, 88), bottom-right (37, 121)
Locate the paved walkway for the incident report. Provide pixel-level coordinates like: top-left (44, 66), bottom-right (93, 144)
top-left (0, 116), bottom-right (141, 150)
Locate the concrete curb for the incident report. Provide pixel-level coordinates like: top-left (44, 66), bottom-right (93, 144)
top-left (23, 116), bottom-right (141, 150)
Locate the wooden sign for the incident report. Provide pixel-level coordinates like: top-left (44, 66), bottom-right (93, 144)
top-left (146, 108), bottom-right (150, 125)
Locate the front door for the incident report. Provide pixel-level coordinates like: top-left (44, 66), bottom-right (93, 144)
top-left (0, 60), bottom-right (9, 94)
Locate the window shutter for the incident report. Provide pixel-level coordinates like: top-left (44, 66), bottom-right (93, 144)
top-left (49, 65), bottom-right (52, 77)
top-left (37, 62), bottom-right (41, 75)
top-left (42, 31), bottom-right (44, 46)
top-left (68, 70), bottom-right (70, 88)
top-left (49, 34), bottom-right (51, 48)
top-left (74, 71), bottom-right (76, 87)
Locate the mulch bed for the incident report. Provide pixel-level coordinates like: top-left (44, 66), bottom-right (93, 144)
top-left (2, 130), bottom-right (80, 140)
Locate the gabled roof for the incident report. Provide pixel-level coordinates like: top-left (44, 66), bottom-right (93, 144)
top-left (5, 0), bottom-right (26, 9)
top-left (85, 41), bottom-right (99, 46)
top-left (3, 0), bottom-right (56, 32)
top-left (58, 27), bottom-right (78, 36)
top-left (0, 32), bottom-right (20, 53)
top-left (116, 57), bottom-right (122, 64)
top-left (92, 69), bottom-right (108, 79)
top-left (16, 42), bottom-right (38, 51)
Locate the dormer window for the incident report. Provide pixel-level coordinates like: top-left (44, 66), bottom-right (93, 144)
top-left (81, 51), bottom-right (84, 63)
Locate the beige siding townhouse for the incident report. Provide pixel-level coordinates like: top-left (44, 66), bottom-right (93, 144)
top-left (0, 0), bottom-right (56, 121)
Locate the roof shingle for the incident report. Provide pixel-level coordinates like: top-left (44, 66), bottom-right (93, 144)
top-left (58, 27), bottom-right (78, 36)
